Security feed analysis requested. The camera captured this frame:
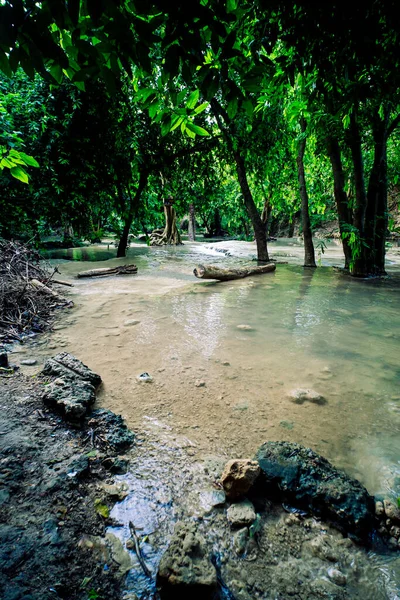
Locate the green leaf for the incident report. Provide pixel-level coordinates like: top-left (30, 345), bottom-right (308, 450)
top-left (19, 153), bottom-right (39, 168)
top-left (243, 99), bottom-right (254, 117)
top-left (186, 122), bottom-right (210, 136)
top-left (227, 97), bottom-right (238, 120)
top-left (94, 499), bottom-right (110, 518)
top-left (85, 450), bottom-right (97, 458)
top-left (10, 166), bottom-right (29, 183)
top-left (80, 576), bottom-right (92, 589)
top-left (186, 90), bottom-right (200, 110)
top-left (161, 120), bottom-right (171, 136)
top-left (148, 101), bottom-right (160, 119)
top-left (137, 88), bottom-right (157, 103)
top-left (185, 127), bottom-right (196, 139)
top-left (0, 157), bottom-right (13, 169)
top-left (50, 64), bottom-right (63, 84)
top-left (342, 114), bottom-right (350, 129)
top-left (170, 115), bottom-right (184, 132)
top-left (194, 102), bottom-right (209, 115)
top-left (227, 0), bottom-right (238, 13)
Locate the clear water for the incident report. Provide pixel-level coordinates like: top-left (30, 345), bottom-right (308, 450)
top-left (25, 238), bottom-right (400, 597)
top-left (35, 239), bottom-right (400, 496)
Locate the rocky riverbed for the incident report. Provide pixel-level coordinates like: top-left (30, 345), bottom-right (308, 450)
top-left (2, 356), bottom-right (400, 599)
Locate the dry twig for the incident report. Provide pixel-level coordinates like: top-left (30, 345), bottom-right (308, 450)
top-left (0, 239), bottom-right (73, 343)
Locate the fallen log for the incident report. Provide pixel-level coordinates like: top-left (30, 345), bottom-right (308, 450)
top-left (193, 263), bottom-right (276, 281)
top-left (30, 278), bottom-right (61, 298)
top-left (77, 264), bottom-right (138, 278)
top-left (51, 279), bottom-right (74, 287)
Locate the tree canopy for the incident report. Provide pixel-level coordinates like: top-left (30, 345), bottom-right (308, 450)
top-left (1, 0), bottom-right (399, 275)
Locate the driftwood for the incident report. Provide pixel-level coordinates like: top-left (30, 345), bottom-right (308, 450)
top-left (0, 239), bottom-right (72, 342)
top-left (52, 278), bottom-right (74, 287)
top-left (193, 263), bottom-right (276, 281)
top-left (77, 264), bottom-right (138, 278)
top-left (128, 521), bottom-right (152, 579)
top-left (30, 278), bottom-right (61, 298)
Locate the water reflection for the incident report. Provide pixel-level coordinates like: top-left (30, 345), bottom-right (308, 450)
top-left (172, 292), bottom-right (226, 357)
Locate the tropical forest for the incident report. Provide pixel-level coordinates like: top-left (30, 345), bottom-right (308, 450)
top-left (0, 2), bottom-right (400, 599)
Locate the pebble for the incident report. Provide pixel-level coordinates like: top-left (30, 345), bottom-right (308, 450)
top-left (236, 324), bottom-right (253, 331)
top-left (384, 499), bottom-right (400, 524)
top-left (327, 568), bottom-right (347, 586)
top-left (227, 500), bottom-right (256, 527)
top-left (20, 359), bottom-right (37, 366)
top-left (137, 372), bottom-right (153, 383)
top-left (195, 380), bottom-right (206, 387)
top-left (233, 527), bottom-right (249, 555)
top-left (375, 500), bottom-right (384, 517)
top-left (124, 319), bottom-right (140, 326)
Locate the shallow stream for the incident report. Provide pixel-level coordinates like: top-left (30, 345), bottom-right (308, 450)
top-left (17, 238), bottom-right (400, 597)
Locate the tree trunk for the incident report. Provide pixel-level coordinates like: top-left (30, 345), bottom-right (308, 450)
top-left (210, 208), bottom-right (223, 237)
top-left (297, 118), bottom-right (316, 268)
top-left (261, 192), bottom-right (273, 238)
top-left (373, 141), bottom-right (388, 274)
top-left (365, 109), bottom-right (389, 275)
top-left (117, 171), bottom-right (149, 258)
top-left (193, 262), bottom-right (276, 281)
top-left (150, 197), bottom-right (182, 245)
top-left (210, 98), bottom-right (269, 262)
top-left (233, 150), bottom-right (269, 262)
top-left (188, 203), bottom-right (196, 241)
top-left (347, 112), bottom-right (367, 276)
top-left (326, 136), bottom-right (352, 269)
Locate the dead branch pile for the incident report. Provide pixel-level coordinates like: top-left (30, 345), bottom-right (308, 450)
top-left (0, 239), bottom-right (72, 343)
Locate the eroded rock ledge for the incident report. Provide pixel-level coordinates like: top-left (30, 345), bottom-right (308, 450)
top-left (256, 441), bottom-right (375, 542)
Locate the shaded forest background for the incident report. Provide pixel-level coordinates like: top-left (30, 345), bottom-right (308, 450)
top-left (1, 0), bottom-right (400, 276)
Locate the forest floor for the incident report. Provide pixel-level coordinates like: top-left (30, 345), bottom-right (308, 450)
top-left (0, 372), bottom-right (126, 600)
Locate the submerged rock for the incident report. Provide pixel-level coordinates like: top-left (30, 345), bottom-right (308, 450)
top-left (256, 442), bottom-right (375, 541)
top-left (41, 353), bottom-right (101, 421)
top-left (157, 522), bottom-right (217, 600)
top-left (287, 388), bottom-right (326, 405)
top-left (220, 459), bottom-right (260, 500)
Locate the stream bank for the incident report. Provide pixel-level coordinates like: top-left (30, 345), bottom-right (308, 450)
top-left (0, 370), bottom-right (133, 600)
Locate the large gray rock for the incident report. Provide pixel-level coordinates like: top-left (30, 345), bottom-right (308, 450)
top-left (157, 522), bottom-right (217, 600)
top-left (256, 442), bottom-right (375, 541)
top-left (41, 353), bottom-right (101, 421)
top-left (42, 352), bottom-right (101, 387)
